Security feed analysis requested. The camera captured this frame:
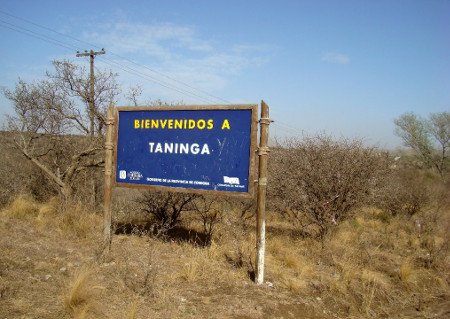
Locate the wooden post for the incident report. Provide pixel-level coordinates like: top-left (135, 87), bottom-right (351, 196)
top-left (255, 100), bottom-right (270, 284)
top-left (103, 106), bottom-right (115, 253)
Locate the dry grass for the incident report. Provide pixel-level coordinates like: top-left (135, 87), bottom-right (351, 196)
top-left (321, 207), bottom-right (449, 317)
top-left (64, 268), bottom-right (102, 319)
top-left (127, 300), bottom-right (138, 319)
top-left (1, 196), bottom-right (100, 240)
top-left (1, 194), bottom-right (39, 219)
top-left (57, 203), bottom-right (100, 239)
top-left (1, 193), bottom-right (449, 319)
top-left (266, 235), bottom-right (317, 291)
top-left (36, 196), bottom-right (59, 223)
top-left (179, 261), bottom-right (199, 282)
top-left (249, 204), bottom-right (449, 317)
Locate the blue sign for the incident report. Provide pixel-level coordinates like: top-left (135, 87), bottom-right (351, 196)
top-left (115, 106), bottom-right (257, 195)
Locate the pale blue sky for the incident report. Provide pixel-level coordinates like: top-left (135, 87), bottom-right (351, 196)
top-left (1, 0), bottom-right (449, 148)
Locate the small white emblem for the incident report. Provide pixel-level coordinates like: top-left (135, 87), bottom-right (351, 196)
top-left (223, 176), bottom-right (240, 185)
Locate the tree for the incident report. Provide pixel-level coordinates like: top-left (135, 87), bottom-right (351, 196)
top-left (49, 60), bottom-right (120, 137)
top-left (394, 112), bottom-right (450, 177)
top-left (3, 60), bottom-right (120, 201)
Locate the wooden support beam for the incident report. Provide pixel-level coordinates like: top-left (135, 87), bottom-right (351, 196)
top-left (255, 100), bottom-right (270, 284)
top-left (103, 105), bottom-right (114, 254)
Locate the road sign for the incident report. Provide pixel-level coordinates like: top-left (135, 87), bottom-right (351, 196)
top-left (114, 105), bottom-right (257, 196)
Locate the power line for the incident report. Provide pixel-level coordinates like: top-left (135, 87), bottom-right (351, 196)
top-left (273, 120), bottom-right (304, 135)
top-left (0, 10), bottom-right (305, 131)
top-left (0, 10), bottom-right (232, 104)
top-left (1, 14), bottom-right (305, 136)
top-left (272, 123), bottom-right (303, 136)
top-left (0, 19), bottom-right (75, 51)
top-left (98, 58), bottom-right (217, 104)
top-left (0, 20), bottom-right (227, 113)
top-left (0, 18), bottom-right (218, 104)
top-left (1, 20), bottom-right (207, 104)
top-left (107, 52), bottom-right (232, 104)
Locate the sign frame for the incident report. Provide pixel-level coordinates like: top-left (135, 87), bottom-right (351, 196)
top-left (112, 104), bottom-right (259, 198)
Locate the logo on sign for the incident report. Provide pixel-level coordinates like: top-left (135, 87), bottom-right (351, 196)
top-left (223, 176), bottom-right (240, 185)
top-left (128, 171), bottom-right (143, 181)
top-left (119, 170), bottom-right (127, 179)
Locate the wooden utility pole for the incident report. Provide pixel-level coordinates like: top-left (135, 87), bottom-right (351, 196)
top-left (76, 49), bottom-right (106, 207)
top-left (103, 106), bottom-right (115, 253)
top-left (255, 101), bottom-right (270, 285)
top-left (76, 49), bottom-right (106, 137)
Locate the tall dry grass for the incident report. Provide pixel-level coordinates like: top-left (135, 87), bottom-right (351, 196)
top-left (320, 207), bottom-right (448, 317)
top-left (1, 195), bottom-right (101, 240)
top-left (64, 268), bottom-right (102, 319)
top-left (127, 300), bottom-right (138, 319)
top-left (1, 194), bottom-right (39, 219)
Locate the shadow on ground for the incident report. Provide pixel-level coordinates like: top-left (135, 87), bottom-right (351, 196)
top-left (114, 222), bottom-right (209, 246)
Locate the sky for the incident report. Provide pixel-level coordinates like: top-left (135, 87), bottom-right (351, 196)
top-left (0, 0), bottom-right (449, 148)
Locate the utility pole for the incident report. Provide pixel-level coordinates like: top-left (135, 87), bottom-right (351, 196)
top-left (76, 49), bottom-right (106, 207)
top-left (76, 49), bottom-right (106, 137)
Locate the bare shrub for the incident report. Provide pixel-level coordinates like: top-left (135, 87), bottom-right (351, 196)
top-left (221, 210), bottom-right (256, 278)
top-left (120, 245), bottom-right (160, 298)
top-left (137, 190), bottom-right (199, 237)
top-left (225, 197), bottom-right (255, 221)
top-left (0, 133), bottom-right (58, 206)
top-left (375, 168), bottom-right (430, 216)
top-left (413, 208), bottom-right (450, 270)
top-left (192, 196), bottom-right (222, 246)
top-left (268, 134), bottom-right (388, 238)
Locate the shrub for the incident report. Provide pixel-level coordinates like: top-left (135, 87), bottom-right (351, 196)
top-left (0, 133), bottom-right (58, 206)
top-left (268, 134), bottom-right (388, 238)
top-left (192, 196), bottom-right (222, 246)
top-left (137, 190), bottom-right (199, 237)
top-left (376, 168), bottom-right (430, 216)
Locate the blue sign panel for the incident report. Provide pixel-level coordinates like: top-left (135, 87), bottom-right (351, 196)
top-left (115, 106), bottom-right (256, 195)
